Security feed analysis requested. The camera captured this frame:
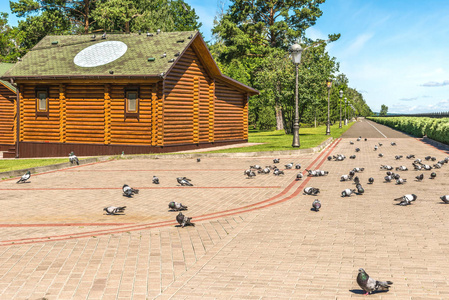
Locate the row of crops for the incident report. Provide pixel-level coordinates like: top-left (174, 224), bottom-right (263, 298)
top-left (367, 117), bottom-right (449, 145)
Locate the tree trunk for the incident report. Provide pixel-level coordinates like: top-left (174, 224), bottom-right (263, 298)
top-left (275, 103), bottom-right (284, 131)
top-left (83, 0), bottom-right (90, 33)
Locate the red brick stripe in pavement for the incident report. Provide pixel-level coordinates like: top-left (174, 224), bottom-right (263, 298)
top-left (1, 186), bottom-right (281, 191)
top-left (0, 139), bottom-right (341, 246)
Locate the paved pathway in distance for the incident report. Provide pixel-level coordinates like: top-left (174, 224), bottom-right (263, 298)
top-left (1, 119), bottom-right (449, 299)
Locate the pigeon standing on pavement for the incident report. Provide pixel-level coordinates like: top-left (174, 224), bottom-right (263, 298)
top-left (296, 173), bottom-right (303, 180)
top-left (273, 158), bottom-right (280, 163)
top-left (356, 268), bottom-right (393, 295)
top-left (122, 184), bottom-right (139, 197)
top-left (177, 177), bottom-right (193, 186)
top-left (312, 199), bottom-right (321, 212)
top-left (368, 177), bottom-right (374, 184)
top-left (196, 158), bottom-right (201, 162)
top-left (394, 194), bottom-right (417, 206)
top-left (69, 151), bottom-right (79, 165)
top-left (356, 184), bottom-right (364, 194)
top-left (176, 212), bottom-right (195, 227)
top-left (341, 188), bottom-right (356, 197)
top-left (273, 169), bottom-right (285, 176)
top-left (152, 176), bottom-right (160, 184)
top-left (16, 171), bottom-right (31, 184)
top-left (295, 164), bottom-right (301, 169)
top-left (103, 206), bottom-right (126, 215)
top-left (168, 201), bottom-right (187, 211)
top-left (285, 162), bottom-right (294, 169)
top-left (430, 172), bottom-right (437, 179)
top-left (415, 173), bottom-right (424, 181)
top-left (396, 178), bottom-right (407, 185)
top-left (303, 187), bottom-right (320, 195)
top-left (440, 195), bottom-right (449, 204)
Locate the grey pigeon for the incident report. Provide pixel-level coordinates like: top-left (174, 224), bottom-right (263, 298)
top-left (368, 177), bottom-right (374, 184)
top-left (17, 170), bottom-right (31, 184)
top-left (440, 195), bottom-right (449, 204)
top-left (353, 176), bottom-right (360, 185)
top-left (295, 164), bottom-right (301, 169)
top-left (273, 158), bottom-right (280, 163)
top-left (357, 268), bottom-right (393, 295)
top-left (356, 183), bottom-right (364, 194)
top-left (374, 145), bottom-right (378, 151)
top-left (152, 176), bottom-right (159, 184)
top-left (378, 153), bottom-right (384, 158)
top-left (303, 187), bottom-right (320, 195)
top-left (69, 151), bottom-right (79, 165)
top-left (350, 141), bottom-right (354, 145)
top-left (391, 142), bottom-right (397, 146)
top-left (406, 154), bottom-right (415, 159)
top-left (384, 175), bottom-right (393, 183)
top-left (104, 206), bottom-right (126, 215)
top-left (177, 177), bottom-right (193, 186)
top-left (415, 173), bottom-right (424, 181)
top-left (395, 166), bottom-right (408, 171)
top-left (430, 172), bottom-right (437, 179)
top-left (176, 212), bottom-right (195, 227)
top-left (395, 178), bottom-right (407, 184)
top-left (350, 155), bottom-right (356, 159)
top-left (296, 173), bottom-right (303, 180)
top-left (355, 148), bottom-right (360, 152)
top-left (168, 201), bottom-right (187, 211)
top-left (284, 162), bottom-right (294, 169)
top-left (258, 167), bottom-right (270, 174)
top-left (341, 174), bottom-right (352, 181)
top-left (394, 155), bottom-right (403, 160)
top-left (341, 188), bottom-right (356, 197)
top-left (312, 199), bottom-right (321, 212)
top-left (243, 169), bottom-right (256, 178)
top-left (273, 169), bottom-right (284, 176)
top-left (413, 163), bottom-right (422, 170)
top-left (250, 165), bottom-right (262, 170)
top-left (422, 164), bottom-right (432, 170)
top-left (353, 167), bottom-right (364, 172)
top-left (197, 158), bottom-right (201, 162)
top-left (123, 184), bottom-right (139, 197)
top-left (327, 156), bottom-right (332, 161)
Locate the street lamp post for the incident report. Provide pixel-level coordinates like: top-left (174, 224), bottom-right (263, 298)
top-left (290, 43), bottom-right (303, 148)
top-left (326, 80), bottom-right (332, 135)
top-left (344, 97), bottom-right (348, 125)
top-left (339, 90), bottom-right (343, 128)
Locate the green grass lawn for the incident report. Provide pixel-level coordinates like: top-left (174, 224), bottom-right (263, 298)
top-left (0, 122), bottom-right (354, 174)
top-left (204, 122), bottom-right (355, 153)
top-left (0, 158), bottom-right (68, 173)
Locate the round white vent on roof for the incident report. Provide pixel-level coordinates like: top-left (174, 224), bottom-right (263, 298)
top-left (74, 41), bottom-right (128, 67)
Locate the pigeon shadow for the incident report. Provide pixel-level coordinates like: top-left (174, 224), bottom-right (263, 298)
top-left (309, 208), bottom-right (319, 212)
top-left (349, 289), bottom-right (389, 295)
top-left (103, 213), bottom-right (125, 216)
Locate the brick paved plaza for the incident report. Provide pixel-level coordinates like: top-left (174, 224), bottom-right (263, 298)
top-left (1, 119), bottom-right (448, 299)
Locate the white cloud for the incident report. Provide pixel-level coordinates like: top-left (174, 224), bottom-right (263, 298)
top-left (343, 33), bottom-right (374, 56)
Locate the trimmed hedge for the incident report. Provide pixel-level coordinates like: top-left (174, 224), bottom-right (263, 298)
top-left (368, 117), bottom-right (449, 145)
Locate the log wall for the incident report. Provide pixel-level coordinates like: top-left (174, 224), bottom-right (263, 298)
top-left (164, 47), bottom-right (213, 145)
top-left (0, 84), bottom-right (15, 146)
top-left (109, 84), bottom-right (153, 145)
top-left (214, 80), bottom-right (246, 141)
top-left (20, 85), bottom-right (60, 142)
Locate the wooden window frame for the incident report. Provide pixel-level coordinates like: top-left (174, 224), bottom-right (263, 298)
top-left (124, 87), bottom-right (140, 119)
top-left (35, 87), bottom-right (49, 117)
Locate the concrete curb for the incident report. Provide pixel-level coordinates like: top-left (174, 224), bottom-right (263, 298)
top-left (0, 138), bottom-right (333, 179)
top-left (0, 156), bottom-right (110, 180)
top-left (123, 137), bottom-right (334, 160)
top-left (421, 136), bottom-right (449, 152)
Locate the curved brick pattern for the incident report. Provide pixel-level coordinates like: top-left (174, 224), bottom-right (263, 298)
top-left (1, 119), bottom-right (449, 299)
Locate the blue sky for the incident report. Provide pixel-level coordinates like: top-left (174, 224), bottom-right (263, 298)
top-left (3, 0), bottom-right (449, 114)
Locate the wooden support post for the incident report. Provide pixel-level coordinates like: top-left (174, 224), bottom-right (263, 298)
top-left (13, 93), bottom-right (17, 144)
top-left (156, 81), bottom-right (164, 146)
top-left (59, 84), bottom-right (67, 143)
top-left (243, 93), bottom-right (249, 140)
top-left (208, 80), bottom-right (215, 142)
top-left (104, 84), bottom-right (111, 144)
top-left (19, 88), bottom-right (24, 142)
top-left (193, 77), bottom-right (199, 143)
top-left (151, 84), bottom-right (158, 146)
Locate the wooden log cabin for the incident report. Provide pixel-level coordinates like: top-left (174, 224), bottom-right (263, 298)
top-left (0, 63), bottom-right (17, 157)
top-left (1, 31), bottom-right (258, 158)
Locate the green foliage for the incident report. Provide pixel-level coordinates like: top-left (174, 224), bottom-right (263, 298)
top-left (368, 117), bottom-right (449, 145)
top-left (0, 158), bottom-right (68, 173)
top-left (0, 13), bottom-right (22, 62)
top-left (379, 104), bottom-right (388, 116)
top-left (204, 121), bottom-right (355, 153)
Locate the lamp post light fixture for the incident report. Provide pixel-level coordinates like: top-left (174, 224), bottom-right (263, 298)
top-left (344, 97), bottom-right (348, 125)
top-left (326, 80), bottom-right (332, 135)
top-left (290, 43), bottom-right (303, 148)
top-left (339, 90), bottom-right (343, 128)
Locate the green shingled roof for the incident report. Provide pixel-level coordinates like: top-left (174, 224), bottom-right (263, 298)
top-left (3, 31), bottom-right (197, 78)
top-left (0, 63), bottom-right (17, 92)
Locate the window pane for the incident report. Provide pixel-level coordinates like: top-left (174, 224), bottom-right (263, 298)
top-left (127, 92), bottom-right (137, 112)
top-left (38, 92), bottom-right (47, 111)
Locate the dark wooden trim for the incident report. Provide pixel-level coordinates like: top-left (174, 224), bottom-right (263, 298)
top-left (35, 86), bottom-right (49, 117)
top-left (124, 86), bottom-right (140, 119)
top-left (17, 139), bottom-right (248, 158)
